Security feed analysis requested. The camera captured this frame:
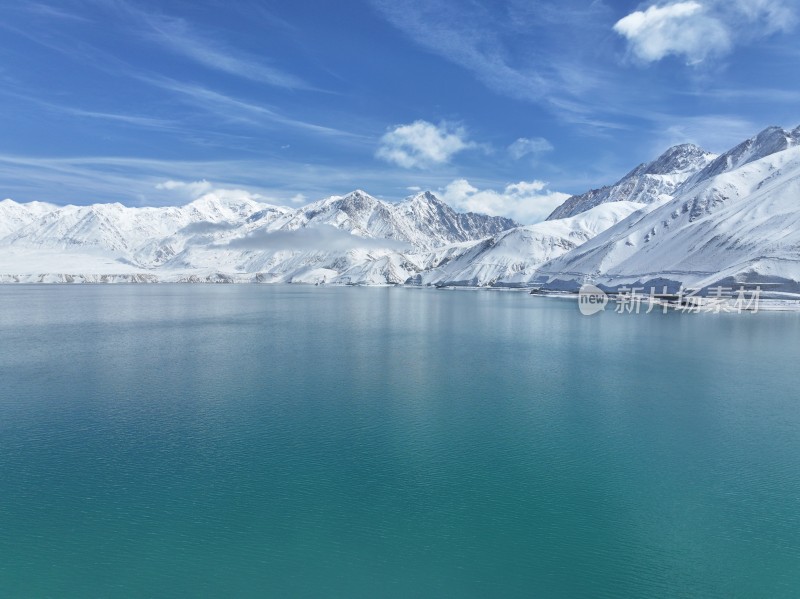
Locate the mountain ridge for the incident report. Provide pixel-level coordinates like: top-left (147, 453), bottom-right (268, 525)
top-left (546, 143), bottom-right (716, 220)
top-left (2, 125), bottom-right (800, 292)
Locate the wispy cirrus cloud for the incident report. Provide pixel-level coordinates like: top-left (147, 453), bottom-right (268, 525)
top-left (138, 14), bottom-right (309, 90)
top-left (369, 0), bottom-right (551, 102)
top-left (0, 153), bottom-right (461, 206)
top-left (0, 35), bottom-right (359, 144)
top-left (0, 87), bottom-right (178, 130)
top-left (136, 76), bottom-right (365, 140)
top-left (676, 87), bottom-right (800, 103)
top-left (59, 107), bottom-right (175, 129)
top-left (20, 2), bottom-right (93, 22)
top-left (367, 0), bottom-right (636, 133)
top-left (89, 0), bottom-right (311, 90)
top-left (649, 114), bottom-right (761, 154)
top-left (0, 154), bottom-right (294, 205)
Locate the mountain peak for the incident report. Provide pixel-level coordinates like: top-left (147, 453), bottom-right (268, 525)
top-left (645, 143), bottom-right (715, 175)
top-left (681, 124), bottom-right (800, 190)
top-left (343, 189), bottom-right (373, 200)
top-left (547, 142), bottom-right (714, 220)
top-left (404, 190), bottom-right (446, 206)
top-left (416, 190), bottom-right (439, 201)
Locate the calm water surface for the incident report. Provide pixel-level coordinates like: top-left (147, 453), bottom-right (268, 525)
top-left (1, 285), bottom-right (799, 598)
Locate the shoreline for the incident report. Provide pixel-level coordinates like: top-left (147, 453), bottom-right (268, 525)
top-left (3, 276), bottom-right (800, 311)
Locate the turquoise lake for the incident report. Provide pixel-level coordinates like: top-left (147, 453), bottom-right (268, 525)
top-left (1, 285), bottom-right (799, 598)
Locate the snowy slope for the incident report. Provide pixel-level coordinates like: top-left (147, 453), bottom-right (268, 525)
top-left (681, 125), bottom-right (800, 189)
top-left (547, 144), bottom-right (716, 220)
top-left (0, 199), bottom-right (58, 238)
top-left (534, 143), bottom-right (800, 293)
top-left (409, 202), bottom-right (645, 287)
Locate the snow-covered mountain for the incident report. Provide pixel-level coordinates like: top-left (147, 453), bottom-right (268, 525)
top-left (257, 190), bottom-right (516, 250)
top-left (547, 144), bottom-right (716, 220)
top-left (409, 202), bottom-right (645, 287)
top-left (2, 125), bottom-right (800, 292)
top-left (681, 125), bottom-right (800, 189)
top-left (0, 190), bottom-right (518, 284)
top-left (533, 127), bottom-right (800, 294)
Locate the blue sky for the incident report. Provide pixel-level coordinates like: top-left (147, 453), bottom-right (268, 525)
top-left (0, 0), bottom-right (798, 222)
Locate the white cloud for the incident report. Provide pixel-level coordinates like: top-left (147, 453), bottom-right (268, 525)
top-left (614, 2), bottom-right (730, 65)
top-left (508, 137), bottom-right (554, 160)
top-left (155, 179), bottom-right (214, 196)
top-left (439, 179), bottom-right (570, 224)
top-left (614, 0), bottom-right (796, 65)
top-left (376, 120), bottom-right (474, 169)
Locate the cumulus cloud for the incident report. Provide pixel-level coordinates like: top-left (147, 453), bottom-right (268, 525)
top-left (224, 224), bottom-right (409, 252)
top-left (376, 120), bottom-right (474, 168)
top-left (508, 137), bottom-right (554, 160)
top-left (614, 0), bottom-right (796, 65)
top-left (613, 2), bottom-right (729, 64)
top-left (439, 179), bottom-right (570, 224)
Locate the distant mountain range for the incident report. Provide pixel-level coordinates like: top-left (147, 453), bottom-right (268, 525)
top-left (2, 125), bottom-right (800, 293)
